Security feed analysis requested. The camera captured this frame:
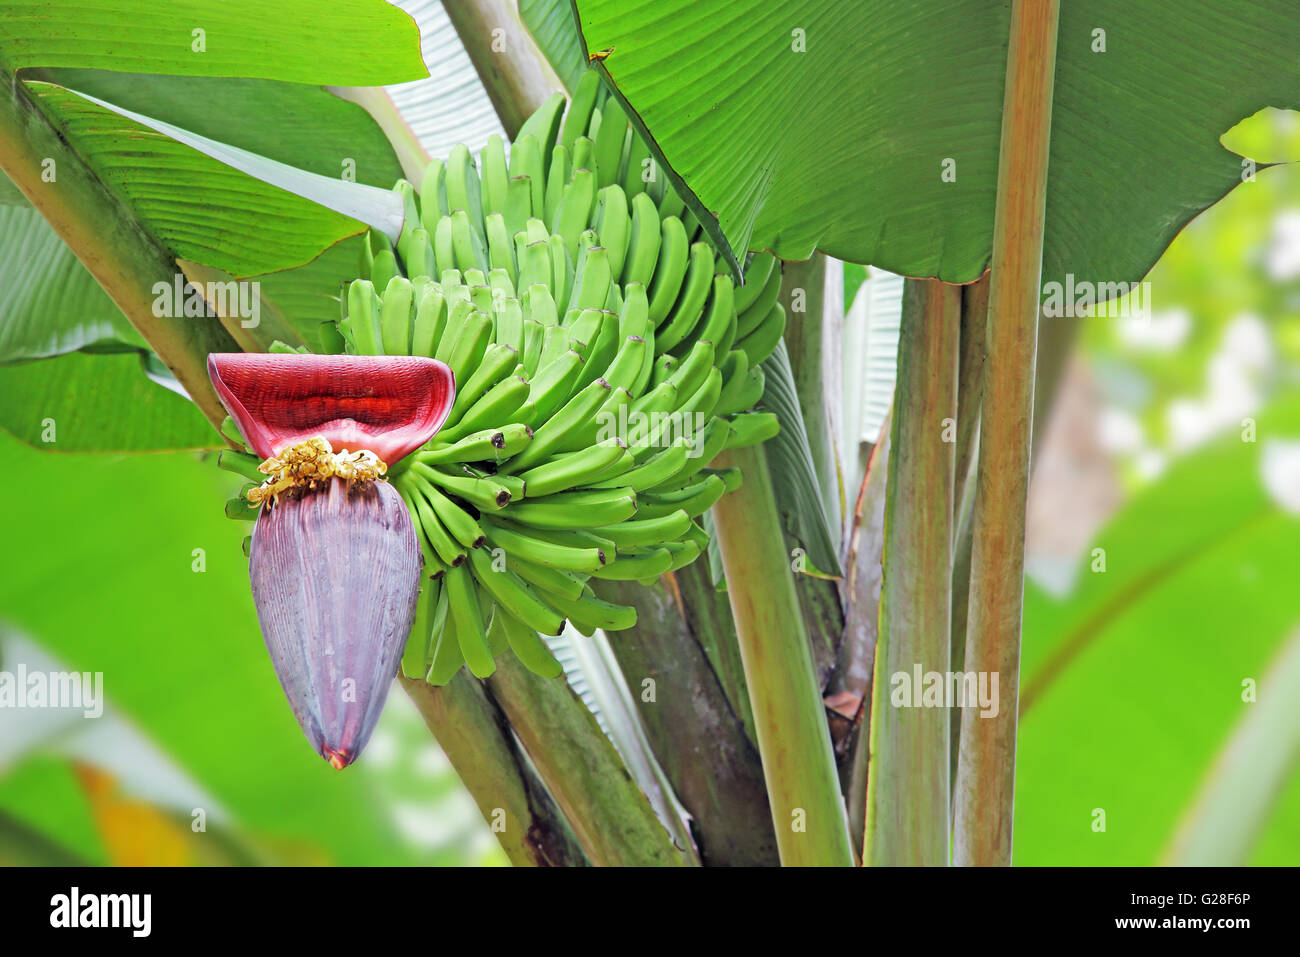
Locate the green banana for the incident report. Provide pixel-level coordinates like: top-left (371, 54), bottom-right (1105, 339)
top-left (724, 411), bottom-right (781, 449)
top-left (647, 216), bottom-right (689, 324)
top-left (346, 280), bottom-right (381, 356)
top-left (656, 242), bottom-right (715, 352)
top-left (379, 275), bottom-right (414, 356)
top-left (592, 509), bottom-right (692, 548)
top-left (444, 562), bottom-right (495, 678)
top-left (590, 546), bottom-right (672, 581)
top-left (547, 586), bottom-right (637, 633)
top-left (505, 376), bottom-right (612, 472)
top-left (502, 487), bottom-right (638, 529)
top-left (467, 546), bottom-right (565, 637)
top-left (515, 437), bottom-right (628, 497)
top-left (736, 257), bottom-right (783, 338)
top-left (419, 422), bottom-right (533, 465)
top-left (737, 301), bottom-right (786, 366)
top-left (495, 608), bottom-right (564, 679)
top-left (483, 518), bottom-right (608, 572)
top-left (622, 191), bottom-right (662, 286)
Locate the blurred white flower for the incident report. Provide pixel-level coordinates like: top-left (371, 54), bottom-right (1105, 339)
top-left (1135, 448), bottom-right (1168, 481)
top-left (1267, 210), bottom-right (1300, 281)
top-left (1167, 315), bottom-right (1271, 450)
top-left (1098, 407), bottom-right (1145, 453)
top-left (1117, 308), bottom-right (1190, 351)
top-left (1261, 440), bottom-right (1300, 514)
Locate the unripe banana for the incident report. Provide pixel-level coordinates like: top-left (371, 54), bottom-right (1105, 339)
top-left (560, 68), bottom-right (601, 154)
top-left (735, 258), bottom-right (783, 338)
top-left (548, 585), bottom-right (637, 633)
top-left (505, 376), bottom-right (612, 472)
top-left (622, 191), bottom-right (661, 286)
top-left (594, 184), bottom-right (631, 280)
top-left (444, 562), bottom-right (494, 678)
top-left (411, 473), bottom-right (488, 549)
top-left (420, 159), bottom-right (448, 231)
top-left (440, 373), bottom-right (530, 441)
top-left (346, 280), bottom-right (381, 356)
top-left (647, 216), bottom-right (689, 325)
top-left (508, 135), bottom-right (546, 216)
top-left (592, 509), bottom-right (692, 548)
top-left (467, 546), bottom-right (565, 637)
top-left (380, 275), bottom-right (414, 356)
top-left (480, 134), bottom-right (509, 217)
top-left (415, 462), bottom-right (514, 512)
top-left (737, 301), bottom-right (786, 367)
top-left (484, 518), bottom-right (608, 572)
top-left (656, 242), bottom-right (715, 352)
top-left (495, 608), bottom-right (564, 679)
top-left (592, 97), bottom-right (628, 189)
top-left (590, 546), bottom-right (672, 581)
top-left (419, 422), bottom-right (533, 465)
top-left (503, 487), bottom-right (637, 529)
top-left (515, 437), bottom-right (628, 497)
top-left (445, 144), bottom-right (483, 232)
top-left (724, 411), bottom-right (781, 450)
top-left (507, 556), bottom-right (586, 602)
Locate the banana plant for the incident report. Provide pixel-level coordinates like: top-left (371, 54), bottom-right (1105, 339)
top-left (1, 0), bottom-right (1296, 868)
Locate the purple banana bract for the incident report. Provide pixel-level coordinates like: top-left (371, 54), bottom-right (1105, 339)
top-left (208, 353), bottom-right (456, 769)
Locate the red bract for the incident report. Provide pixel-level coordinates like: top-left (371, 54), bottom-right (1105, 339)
top-left (207, 353), bottom-right (455, 463)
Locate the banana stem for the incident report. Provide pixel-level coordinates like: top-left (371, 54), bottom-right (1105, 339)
top-left (0, 58), bottom-right (238, 432)
top-left (863, 279), bottom-right (959, 866)
top-left (441, 0), bottom-right (565, 136)
top-left (485, 656), bottom-right (690, 866)
top-left (711, 445), bottom-right (855, 866)
top-left (595, 576), bottom-right (779, 866)
top-left (953, 0), bottom-right (1060, 867)
top-left (400, 673), bottom-right (589, 867)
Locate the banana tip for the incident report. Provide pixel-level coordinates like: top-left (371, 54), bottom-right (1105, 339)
top-left (323, 746), bottom-right (352, 770)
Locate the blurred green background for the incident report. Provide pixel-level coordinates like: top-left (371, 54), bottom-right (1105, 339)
top-left (1, 110), bottom-right (1297, 868)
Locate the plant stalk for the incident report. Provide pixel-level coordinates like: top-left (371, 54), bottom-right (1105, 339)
top-left (485, 657), bottom-right (688, 866)
top-left (400, 673), bottom-right (589, 866)
top-left (440, 0), bottom-right (565, 137)
top-left (711, 445), bottom-right (855, 866)
top-left (863, 279), bottom-right (959, 866)
top-left (953, 0), bottom-right (1060, 867)
top-left (596, 577), bottom-right (778, 866)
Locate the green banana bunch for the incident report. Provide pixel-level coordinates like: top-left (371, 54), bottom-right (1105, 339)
top-left (235, 74), bottom-right (787, 686)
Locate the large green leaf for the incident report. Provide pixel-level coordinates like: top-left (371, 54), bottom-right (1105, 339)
top-left (28, 83), bottom-right (390, 277)
top-left (1, 73), bottom-right (405, 363)
top-left (521, 0), bottom-right (588, 93)
top-left (1014, 394), bottom-right (1300, 865)
top-left (0, 429), bottom-right (414, 863)
top-left (571, 0), bottom-right (1300, 286)
top-left (0, 205), bottom-right (145, 362)
top-left (0, 351), bottom-right (216, 451)
top-left (0, 0), bottom-right (426, 85)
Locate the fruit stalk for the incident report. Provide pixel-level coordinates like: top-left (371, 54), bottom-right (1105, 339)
top-left (484, 655), bottom-right (690, 866)
top-left (399, 673), bottom-right (589, 866)
top-left (710, 444), bottom-right (855, 866)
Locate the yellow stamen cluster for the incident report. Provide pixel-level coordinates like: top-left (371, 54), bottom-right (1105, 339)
top-left (247, 437), bottom-right (387, 506)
